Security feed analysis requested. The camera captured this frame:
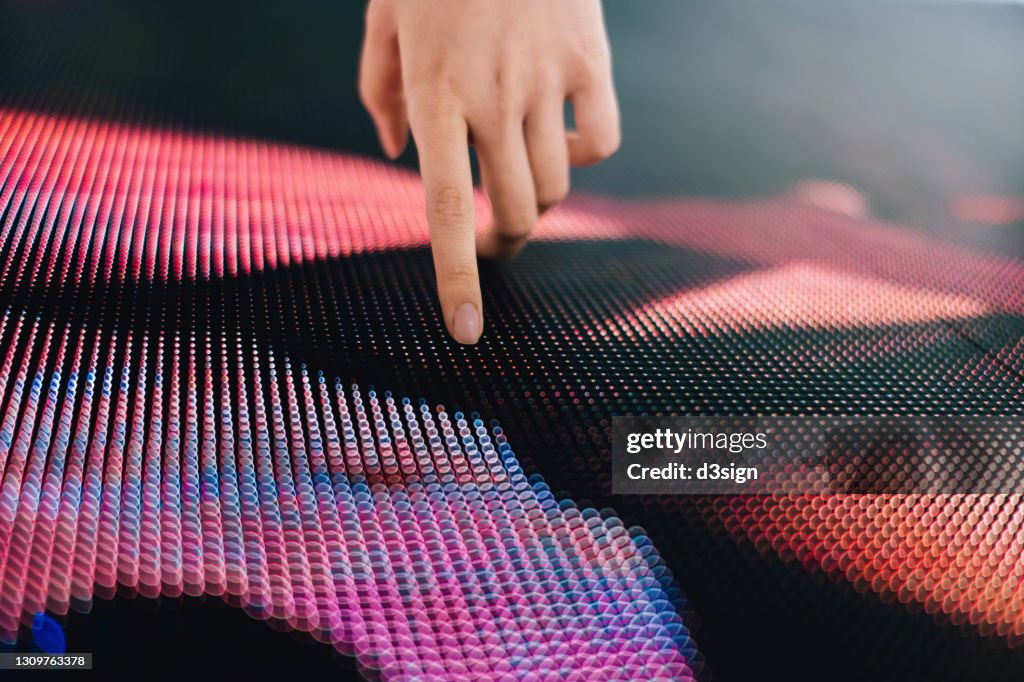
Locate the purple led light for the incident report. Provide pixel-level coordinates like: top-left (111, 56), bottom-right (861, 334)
top-left (0, 108), bottom-right (698, 680)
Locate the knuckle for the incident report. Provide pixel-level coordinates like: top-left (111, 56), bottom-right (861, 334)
top-left (406, 83), bottom-right (460, 129)
top-left (487, 66), bottom-right (522, 123)
top-left (439, 263), bottom-right (479, 288)
top-left (494, 213), bottom-right (537, 239)
top-left (536, 68), bottom-right (564, 96)
top-left (592, 129), bottom-right (621, 160)
top-left (427, 184), bottom-right (471, 227)
top-left (570, 47), bottom-right (611, 85)
top-left (487, 95), bottom-right (518, 126)
top-left (485, 231), bottom-right (531, 261)
top-left (577, 126), bottom-right (620, 165)
top-left (481, 116), bottom-right (517, 145)
top-left (493, 98), bottom-right (517, 124)
top-left (537, 180), bottom-right (570, 213)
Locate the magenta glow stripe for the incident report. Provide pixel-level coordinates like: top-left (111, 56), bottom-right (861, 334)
top-left (0, 337), bottom-right (697, 679)
top-left (0, 107), bottom-right (698, 680)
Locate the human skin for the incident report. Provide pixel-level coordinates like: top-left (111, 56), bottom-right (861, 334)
top-left (359, 0), bottom-right (620, 344)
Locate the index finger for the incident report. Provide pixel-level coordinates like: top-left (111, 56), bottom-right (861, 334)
top-left (411, 109), bottom-right (483, 345)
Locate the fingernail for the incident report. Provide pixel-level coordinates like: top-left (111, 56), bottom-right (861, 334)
top-left (452, 303), bottom-right (481, 345)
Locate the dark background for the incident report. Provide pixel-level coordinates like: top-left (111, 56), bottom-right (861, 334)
top-left (4, 0), bottom-right (1023, 224)
top-left (1, 1), bottom-right (1023, 680)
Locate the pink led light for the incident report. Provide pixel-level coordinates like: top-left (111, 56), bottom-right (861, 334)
top-left (601, 263), bottom-right (992, 339)
top-left (0, 108), bottom-right (696, 680)
top-left (2, 100), bottom-right (1023, 672)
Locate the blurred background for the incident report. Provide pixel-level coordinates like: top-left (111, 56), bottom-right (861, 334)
top-left (1, 0), bottom-right (1022, 679)
top-left (2, 0), bottom-right (1022, 240)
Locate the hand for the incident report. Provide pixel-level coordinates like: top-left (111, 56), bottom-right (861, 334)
top-left (359, 0), bottom-right (620, 344)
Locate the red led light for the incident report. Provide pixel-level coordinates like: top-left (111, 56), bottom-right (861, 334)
top-left (0, 107), bottom-right (698, 680)
top-left (1, 101), bottom-right (1022, 678)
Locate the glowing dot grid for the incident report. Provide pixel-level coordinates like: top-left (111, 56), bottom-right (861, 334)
top-left (1, 104), bottom-right (1024, 678)
top-left (0, 108), bottom-right (696, 679)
